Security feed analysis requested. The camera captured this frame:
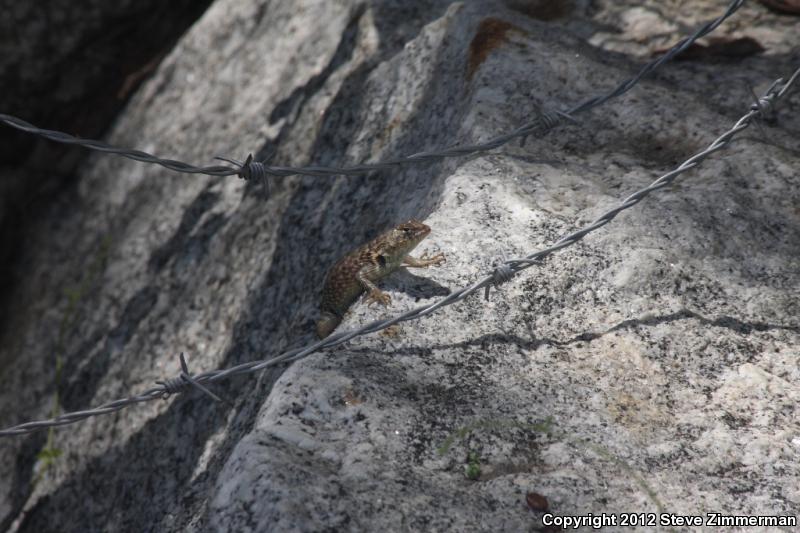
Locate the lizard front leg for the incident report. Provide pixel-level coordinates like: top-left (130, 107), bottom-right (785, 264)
top-left (403, 251), bottom-right (446, 268)
top-left (357, 265), bottom-right (391, 307)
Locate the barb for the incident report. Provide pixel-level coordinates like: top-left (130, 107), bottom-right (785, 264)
top-left (0, 0), bottom-right (745, 180)
top-left (2, 66), bottom-right (796, 438)
top-left (485, 251), bottom-right (516, 300)
top-left (157, 353), bottom-right (225, 403)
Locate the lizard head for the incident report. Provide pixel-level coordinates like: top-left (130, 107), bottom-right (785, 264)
top-left (385, 219), bottom-right (431, 256)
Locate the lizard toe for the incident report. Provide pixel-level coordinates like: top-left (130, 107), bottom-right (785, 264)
top-left (365, 290), bottom-right (391, 307)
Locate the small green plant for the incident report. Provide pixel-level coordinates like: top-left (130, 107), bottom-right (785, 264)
top-left (465, 451), bottom-right (481, 480)
top-left (438, 416), bottom-right (665, 512)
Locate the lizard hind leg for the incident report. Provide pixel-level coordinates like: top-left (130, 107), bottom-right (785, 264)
top-left (316, 311), bottom-right (342, 338)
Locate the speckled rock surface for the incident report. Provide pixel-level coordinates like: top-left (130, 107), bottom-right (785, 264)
top-left (0, 0), bottom-right (214, 335)
top-left (1, 0), bottom-right (799, 531)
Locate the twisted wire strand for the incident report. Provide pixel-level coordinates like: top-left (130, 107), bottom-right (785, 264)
top-left (566, 0), bottom-right (746, 115)
top-left (0, 0), bottom-right (745, 181)
top-left (2, 66), bottom-right (796, 438)
top-left (0, 113), bottom-right (239, 177)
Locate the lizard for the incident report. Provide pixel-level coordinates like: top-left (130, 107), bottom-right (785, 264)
top-left (316, 219), bottom-right (446, 338)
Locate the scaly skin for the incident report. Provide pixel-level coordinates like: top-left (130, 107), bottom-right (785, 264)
top-left (316, 219), bottom-right (445, 338)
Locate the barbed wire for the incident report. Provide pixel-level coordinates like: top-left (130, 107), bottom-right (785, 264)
top-left (0, 0), bottom-right (745, 184)
top-left (0, 112), bottom-right (239, 177)
top-left (1, 65), bottom-right (796, 438)
top-left (565, 0), bottom-right (746, 116)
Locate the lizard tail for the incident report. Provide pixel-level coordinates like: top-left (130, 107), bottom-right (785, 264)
top-left (316, 311), bottom-right (342, 339)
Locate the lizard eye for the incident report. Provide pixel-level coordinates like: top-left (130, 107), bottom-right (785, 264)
top-left (377, 255), bottom-right (387, 267)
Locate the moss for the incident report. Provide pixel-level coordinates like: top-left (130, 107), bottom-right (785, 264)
top-left (34, 235), bottom-right (111, 484)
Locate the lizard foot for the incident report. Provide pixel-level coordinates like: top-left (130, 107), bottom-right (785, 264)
top-left (364, 289), bottom-right (391, 307)
top-left (420, 251), bottom-right (446, 267)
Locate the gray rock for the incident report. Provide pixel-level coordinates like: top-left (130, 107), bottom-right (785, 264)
top-left (0, 0), bottom-right (214, 363)
top-left (1, 0), bottom-right (798, 531)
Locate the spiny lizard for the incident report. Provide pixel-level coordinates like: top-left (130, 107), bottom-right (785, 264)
top-left (316, 219), bottom-right (445, 338)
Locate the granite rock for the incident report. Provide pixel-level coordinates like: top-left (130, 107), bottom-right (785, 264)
top-left (1, 0), bottom-right (798, 531)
